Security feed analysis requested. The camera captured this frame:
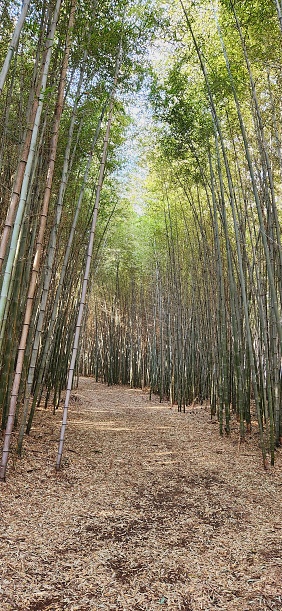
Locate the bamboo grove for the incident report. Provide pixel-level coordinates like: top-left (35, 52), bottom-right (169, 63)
top-left (0, 0), bottom-right (159, 479)
top-left (81, 0), bottom-right (282, 468)
top-left (0, 0), bottom-right (282, 479)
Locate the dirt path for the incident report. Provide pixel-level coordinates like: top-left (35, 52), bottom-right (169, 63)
top-left (0, 379), bottom-right (281, 611)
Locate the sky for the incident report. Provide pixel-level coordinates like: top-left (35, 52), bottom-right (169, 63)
top-left (114, 37), bottom-right (174, 215)
top-left (114, 85), bottom-right (154, 215)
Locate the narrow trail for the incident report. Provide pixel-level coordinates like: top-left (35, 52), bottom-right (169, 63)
top-left (0, 379), bottom-right (281, 611)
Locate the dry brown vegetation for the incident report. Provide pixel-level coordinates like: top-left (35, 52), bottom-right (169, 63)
top-left (0, 378), bottom-right (281, 610)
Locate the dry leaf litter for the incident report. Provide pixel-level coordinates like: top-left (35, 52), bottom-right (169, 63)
top-left (0, 378), bottom-right (281, 611)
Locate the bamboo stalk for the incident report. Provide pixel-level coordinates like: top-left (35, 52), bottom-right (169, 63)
top-left (0, 0), bottom-right (31, 95)
top-left (56, 41), bottom-right (123, 470)
top-left (0, 0), bottom-right (75, 481)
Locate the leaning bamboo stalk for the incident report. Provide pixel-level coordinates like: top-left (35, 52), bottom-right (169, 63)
top-left (16, 60), bottom-right (87, 455)
top-left (0, 0), bottom-right (31, 95)
top-left (0, 56), bottom-right (17, 176)
top-left (0, 74), bottom-right (41, 274)
top-left (0, 5), bottom-right (51, 274)
top-left (0, 3), bottom-right (49, 263)
top-left (0, 0), bottom-right (75, 482)
top-left (56, 43), bottom-right (122, 470)
top-left (25, 103), bottom-right (107, 434)
top-left (0, 216), bottom-right (29, 428)
top-left (0, 0), bottom-right (62, 331)
top-left (0, 112), bottom-right (48, 356)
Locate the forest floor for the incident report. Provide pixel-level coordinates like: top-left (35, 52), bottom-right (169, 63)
top-left (0, 379), bottom-right (282, 611)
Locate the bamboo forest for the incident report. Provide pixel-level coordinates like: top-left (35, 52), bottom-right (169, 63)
top-left (0, 0), bottom-right (282, 610)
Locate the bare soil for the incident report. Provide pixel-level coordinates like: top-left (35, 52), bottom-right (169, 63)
top-left (0, 378), bottom-right (281, 611)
